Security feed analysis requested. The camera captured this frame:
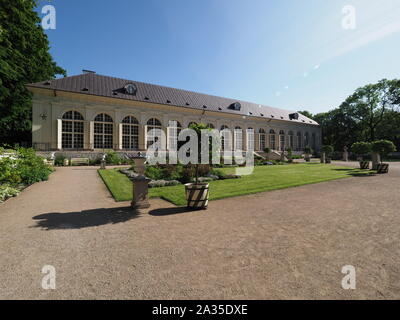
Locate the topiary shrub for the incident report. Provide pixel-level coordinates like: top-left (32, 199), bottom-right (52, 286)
top-left (350, 142), bottom-right (372, 160)
top-left (371, 140), bottom-right (396, 162)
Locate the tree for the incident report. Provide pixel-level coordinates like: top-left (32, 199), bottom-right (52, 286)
top-left (0, 0), bottom-right (66, 145)
top-left (340, 79), bottom-right (400, 142)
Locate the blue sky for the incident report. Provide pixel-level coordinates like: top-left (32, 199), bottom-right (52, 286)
top-left (38, 0), bottom-right (400, 114)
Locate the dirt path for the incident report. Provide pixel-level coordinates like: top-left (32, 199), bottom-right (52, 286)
top-left (0, 163), bottom-right (399, 299)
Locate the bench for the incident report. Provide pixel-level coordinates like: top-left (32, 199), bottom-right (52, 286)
top-left (70, 158), bottom-right (90, 166)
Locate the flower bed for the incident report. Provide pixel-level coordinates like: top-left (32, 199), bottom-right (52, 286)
top-left (0, 147), bottom-right (53, 203)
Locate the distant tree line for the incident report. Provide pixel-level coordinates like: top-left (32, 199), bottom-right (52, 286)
top-left (299, 79), bottom-right (400, 152)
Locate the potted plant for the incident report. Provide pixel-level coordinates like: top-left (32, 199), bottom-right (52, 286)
top-left (371, 140), bottom-right (396, 174)
top-left (184, 123), bottom-right (212, 209)
top-left (321, 145), bottom-right (334, 164)
top-left (304, 146), bottom-right (313, 162)
top-left (350, 142), bottom-right (371, 169)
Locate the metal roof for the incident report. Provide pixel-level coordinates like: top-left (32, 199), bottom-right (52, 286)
top-left (27, 72), bottom-right (319, 126)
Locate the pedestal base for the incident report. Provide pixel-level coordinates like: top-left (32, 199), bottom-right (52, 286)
top-left (130, 177), bottom-right (151, 209)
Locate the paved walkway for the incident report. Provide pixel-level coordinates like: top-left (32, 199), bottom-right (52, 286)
top-left (0, 163), bottom-right (399, 299)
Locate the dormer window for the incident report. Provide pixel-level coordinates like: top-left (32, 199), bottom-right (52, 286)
top-left (124, 83), bottom-right (137, 95)
top-left (228, 102), bottom-right (241, 111)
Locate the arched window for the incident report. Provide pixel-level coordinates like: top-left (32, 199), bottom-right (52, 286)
top-left (62, 111), bottom-right (84, 149)
top-left (259, 129), bottom-right (266, 151)
top-left (288, 130), bottom-right (294, 149)
top-left (122, 116), bottom-right (139, 150)
top-left (234, 126), bottom-right (243, 151)
top-left (297, 132), bottom-right (302, 151)
top-left (269, 129), bottom-right (276, 150)
top-left (147, 118), bottom-right (162, 148)
top-left (279, 130), bottom-right (285, 151)
top-left (168, 120), bottom-right (182, 151)
top-left (311, 132), bottom-right (316, 150)
top-left (220, 125), bottom-right (230, 151)
top-left (94, 113), bottom-right (113, 149)
top-left (304, 132), bottom-right (310, 147)
top-left (247, 127), bottom-right (254, 151)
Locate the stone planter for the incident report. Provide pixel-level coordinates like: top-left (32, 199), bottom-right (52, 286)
top-left (359, 161), bottom-right (370, 169)
top-left (63, 159), bottom-right (69, 166)
top-left (185, 183), bottom-right (209, 209)
top-left (376, 163), bottom-right (389, 174)
top-left (305, 155), bottom-right (311, 162)
top-left (320, 152), bottom-right (326, 163)
top-left (325, 158), bottom-right (332, 164)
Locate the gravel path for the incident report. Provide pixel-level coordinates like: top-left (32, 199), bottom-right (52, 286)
top-left (0, 163), bottom-right (399, 299)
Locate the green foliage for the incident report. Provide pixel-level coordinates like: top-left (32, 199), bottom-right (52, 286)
top-left (15, 148), bottom-right (53, 185)
top-left (351, 142), bottom-right (372, 156)
top-left (304, 146), bottom-right (313, 154)
top-left (105, 151), bottom-right (122, 165)
top-left (0, 185), bottom-right (20, 203)
top-left (321, 145), bottom-right (334, 155)
top-left (145, 166), bottom-right (164, 180)
top-left (54, 154), bottom-right (66, 166)
top-left (316, 79), bottom-right (400, 151)
top-left (263, 147), bottom-right (271, 153)
top-left (371, 140), bottom-right (396, 158)
top-left (0, 1), bottom-right (66, 145)
top-left (100, 164), bottom-right (372, 205)
top-left (0, 148), bottom-right (52, 186)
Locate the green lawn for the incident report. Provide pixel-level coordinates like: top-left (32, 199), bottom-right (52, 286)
top-left (98, 164), bottom-right (373, 206)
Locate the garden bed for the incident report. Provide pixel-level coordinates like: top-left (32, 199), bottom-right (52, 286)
top-left (99, 163), bottom-right (371, 206)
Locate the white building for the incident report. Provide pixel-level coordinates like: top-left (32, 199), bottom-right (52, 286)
top-left (27, 71), bottom-right (321, 155)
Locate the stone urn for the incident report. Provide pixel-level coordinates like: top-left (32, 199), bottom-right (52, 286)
top-left (131, 154), bottom-right (146, 175)
top-left (185, 183), bottom-right (209, 209)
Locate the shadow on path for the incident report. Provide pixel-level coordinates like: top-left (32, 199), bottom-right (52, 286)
top-left (149, 206), bottom-right (201, 216)
top-left (332, 168), bottom-right (377, 177)
top-left (32, 206), bottom-right (140, 230)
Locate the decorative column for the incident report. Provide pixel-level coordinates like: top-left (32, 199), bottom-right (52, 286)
top-left (118, 123), bottom-right (123, 150)
top-left (89, 121), bottom-right (94, 150)
top-left (57, 119), bottom-right (62, 150)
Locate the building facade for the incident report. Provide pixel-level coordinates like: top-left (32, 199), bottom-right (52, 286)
top-left (27, 72), bottom-right (321, 154)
